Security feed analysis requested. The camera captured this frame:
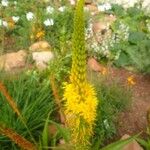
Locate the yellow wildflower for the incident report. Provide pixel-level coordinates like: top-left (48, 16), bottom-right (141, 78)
top-left (8, 20), bottom-right (15, 29)
top-left (127, 75), bottom-right (136, 85)
top-left (36, 30), bottom-right (45, 39)
top-left (101, 67), bottom-right (107, 75)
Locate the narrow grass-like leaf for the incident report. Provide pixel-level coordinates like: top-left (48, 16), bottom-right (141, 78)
top-left (0, 80), bottom-right (37, 146)
top-left (42, 112), bottom-right (51, 147)
top-left (100, 134), bottom-right (139, 150)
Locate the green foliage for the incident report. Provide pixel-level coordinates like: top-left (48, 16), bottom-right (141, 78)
top-left (111, 5), bottom-right (150, 73)
top-left (111, 4), bottom-right (126, 17)
top-left (41, 113), bottom-right (51, 148)
top-left (0, 72), bottom-right (55, 149)
top-left (126, 39), bottom-right (150, 73)
top-left (90, 2), bottom-right (150, 74)
top-left (45, 6), bottom-right (74, 50)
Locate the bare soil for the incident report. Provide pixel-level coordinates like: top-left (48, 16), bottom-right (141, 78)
top-left (110, 67), bottom-right (150, 137)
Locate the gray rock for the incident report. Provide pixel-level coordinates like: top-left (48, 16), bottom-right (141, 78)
top-left (32, 51), bottom-right (54, 70)
top-left (29, 41), bottom-right (51, 52)
top-left (0, 50), bottom-right (27, 72)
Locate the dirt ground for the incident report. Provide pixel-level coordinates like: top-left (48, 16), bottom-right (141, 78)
top-left (110, 67), bottom-right (150, 137)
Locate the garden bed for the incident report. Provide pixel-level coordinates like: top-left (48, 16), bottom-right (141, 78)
top-left (0, 0), bottom-right (150, 150)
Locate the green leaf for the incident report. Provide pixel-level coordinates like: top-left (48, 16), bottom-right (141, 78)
top-left (111, 4), bottom-right (126, 17)
top-left (42, 112), bottom-right (51, 147)
top-left (128, 32), bottom-right (146, 44)
top-left (115, 52), bottom-right (131, 67)
top-left (100, 134), bottom-right (139, 150)
top-left (127, 7), bottom-right (143, 20)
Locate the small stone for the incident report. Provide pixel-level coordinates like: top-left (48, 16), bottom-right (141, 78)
top-left (92, 15), bottom-right (116, 33)
top-left (121, 134), bottom-right (143, 150)
top-left (29, 41), bottom-right (51, 52)
top-left (88, 58), bottom-right (101, 72)
top-left (32, 51), bottom-right (54, 70)
top-left (0, 50), bottom-right (27, 72)
top-left (93, 22), bottom-right (108, 33)
top-left (59, 139), bottom-right (66, 145)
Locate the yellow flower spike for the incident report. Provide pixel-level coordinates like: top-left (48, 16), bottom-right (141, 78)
top-left (63, 83), bottom-right (98, 148)
top-left (63, 0), bottom-right (98, 148)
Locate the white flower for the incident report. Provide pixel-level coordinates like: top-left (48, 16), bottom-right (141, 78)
top-left (2, 21), bottom-right (8, 27)
top-left (70, 0), bottom-right (75, 5)
top-left (44, 18), bottom-right (54, 26)
top-left (105, 3), bottom-right (112, 10)
top-left (12, 16), bottom-right (20, 22)
top-left (98, 3), bottom-right (112, 12)
top-left (103, 119), bottom-right (110, 129)
top-left (1, 0), bottom-right (8, 7)
top-left (26, 12), bottom-right (34, 21)
top-left (58, 6), bottom-right (66, 12)
top-left (46, 6), bottom-right (54, 14)
top-left (98, 5), bottom-right (105, 12)
top-left (14, 1), bottom-right (17, 5)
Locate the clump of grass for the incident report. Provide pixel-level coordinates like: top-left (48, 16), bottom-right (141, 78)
top-left (0, 72), bottom-right (55, 149)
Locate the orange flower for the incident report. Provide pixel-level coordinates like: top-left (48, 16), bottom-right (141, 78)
top-left (8, 22), bottom-right (15, 28)
top-left (36, 30), bottom-right (45, 39)
top-left (127, 75), bottom-right (136, 85)
top-left (101, 67), bottom-right (107, 75)
top-left (8, 18), bottom-right (15, 29)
